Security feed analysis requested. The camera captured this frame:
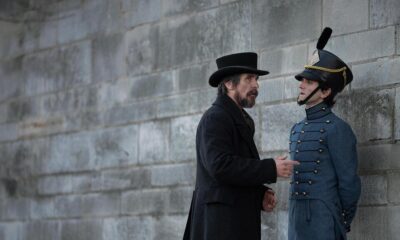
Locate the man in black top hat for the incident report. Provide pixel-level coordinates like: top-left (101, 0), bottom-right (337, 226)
top-left (183, 52), bottom-right (299, 240)
top-left (288, 28), bottom-right (361, 240)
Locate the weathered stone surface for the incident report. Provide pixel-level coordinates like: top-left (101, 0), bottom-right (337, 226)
top-left (130, 71), bottom-right (175, 100)
top-left (93, 125), bottom-right (138, 168)
top-left (0, 197), bottom-right (30, 221)
top-left (169, 187), bottom-right (193, 213)
top-left (25, 220), bottom-right (60, 240)
top-left (396, 87), bottom-right (400, 140)
top-left (258, 78), bottom-right (285, 104)
top-left (121, 189), bottom-right (169, 215)
top-left (123, 0), bottom-right (161, 28)
top-left (170, 114), bottom-right (201, 162)
top-left (359, 175), bottom-right (387, 205)
top-left (335, 89), bottom-right (394, 143)
top-left (350, 206), bottom-right (388, 240)
top-left (357, 143), bottom-right (400, 171)
top-left (0, 222), bottom-right (25, 240)
top-left (60, 219), bottom-right (103, 240)
top-left (0, 122), bottom-right (18, 142)
top-left (102, 217), bottom-right (155, 240)
top-left (0, 21), bottom-right (23, 59)
top-left (388, 173), bottom-right (400, 204)
top-left (139, 120), bottom-right (169, 164)
top-left (125, 24), bottom-right (159, 76)
top-left (260, 44), bottom-right (307, 77)
top-left (98, 167), bottom-right (151, 191)
top-left (30, 197), bottom-right (56, 219)
top-left (92, 33), bottom-right (127, 83)
top-left (388, 206), bottom-right (400, 238)
top-left (23, 40), bottom-right (91, 96)
top-left (261, 102), bottom-right (304, 152)
top-left (370, 0), bottom-right (400, 27)
top-left (323, 0), bottom-right (368, 35)
top-left (252, 0), bottom-right (321, 50)
top-left (176, 61), bottom-right (214, 92)
top-left (162, 0), bottom-right (218, 17)
top-left (0, 57), bottom-right (24, 102)
top-left (38, 174), bottom-right (93, 195)
top-left (352, 57), bottom-right (400, 89)
top-left (103, 100), bottom-right (157, 126)
top-left (157, 1), bottom-right (251, 70)
top-left (153, 215), bottom-right (187, 240)
top-left (318, 27), bottom-right (395, 64)
top-left (151, 163), bottom-right (194, 186)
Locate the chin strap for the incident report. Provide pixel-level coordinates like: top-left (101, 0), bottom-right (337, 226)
top-left (297, 86), bottom-right (321, 105)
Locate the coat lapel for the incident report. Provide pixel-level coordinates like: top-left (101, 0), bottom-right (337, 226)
top-left (213, 95), bottom-right (260, 159)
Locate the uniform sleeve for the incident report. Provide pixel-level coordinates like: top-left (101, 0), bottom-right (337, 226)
top-left (199, 111), bottom-right (277, 186)
top-left (327, 121), bottom-right (361, 231)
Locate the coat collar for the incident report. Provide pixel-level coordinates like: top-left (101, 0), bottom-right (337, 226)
top-left (213, 94), bottom-right (260, 159)
top-left (305, 102), bottom-right (332, 120)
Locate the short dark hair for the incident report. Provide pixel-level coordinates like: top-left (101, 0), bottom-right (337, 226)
top-left (217, 74), bottom-right (241, 96)
top-left (319, 83), bottom-right (337, 107)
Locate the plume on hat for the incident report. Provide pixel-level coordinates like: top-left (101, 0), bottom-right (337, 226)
top-left (316, 27), bottom-right (332, 50)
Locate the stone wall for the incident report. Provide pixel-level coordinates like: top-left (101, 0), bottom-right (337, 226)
top-left (0, 0), bottom-right (399, 239)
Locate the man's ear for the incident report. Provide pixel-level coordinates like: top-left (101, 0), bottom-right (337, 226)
top-left (224, 80), bottom-right (234, 90)
top-left (321, 88), bottom-right (332, 99)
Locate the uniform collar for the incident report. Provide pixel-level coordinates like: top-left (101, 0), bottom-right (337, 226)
top-left (305, 102), bottom-right (331, 120)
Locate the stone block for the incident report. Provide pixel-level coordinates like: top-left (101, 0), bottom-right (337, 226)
top-left (0, 57), bottom-right (24, 102)
top-left (121, 189), bottom-right (170, 215)
top-left (351, 206), bottom-right (388, 240)
top-left (252, 0), bottom-right (321, 50)
top-left (23, 40), bottom-right (91, 96)
top-left (60, 219), bottom-right (103, 240)
top-left (352, 57), bottom-right (400, 89)
top-left (258, 78), bottom-right (285, 104)
top-left (335, 89), bottom-right (394, 143)
top-left (57, 7), bottom-right (88, 44)
top-left (357, 143), bottom-right (400, 171)
top-left (0, 122), bottom-right (18, 142)
top-left (55, 193), bottom-right (120, 218)
top-left (284, 76), bottom-right (300, 100)
top-left (103, 100), bottom-right (157, 127)
top-left (99, 167), bottom-right (151, 191)
top-left (30, 197), bottom-right (56, 219)
top-left (260, 44), bottom-right (307, 77)
top-left (261, 210), bottom-right (278, 240)
top-left (169, 187), bottom-right (193, 214)
top-left (0, 197), bottom-right (30, 220)
top-left (397, 25), bottom-right (400, 55)
top-left (38, 174), bottom-right (93, 195)
top-left (139, 120), bottom-right (170, 164)
top-left (261, 102), bottom-right (304, 152)
top-left (7, 97), bottom-right (42, 122)
top-left (130, 72), bottom-right (175, 100)
top-left (123, 0), bottom-right (161, 28)
top-left (359, 175), bottom-right (387, 205)
top-left (102, 216), bottom-right (155, 240)
top-left (388, 206), bottom-right (400, 239)
top-left (161, 0), bottom-right (218, 17)
top-left (153, 215), bottom-right (187, 240)
top-left (0, 21), bottom-right (23, 59)
top-left (388, 172), bottom-right (400, 203)
top-left (25, 220), bottom-right (60, 240)
top-left (92, 125), bottom-right (138, 168)
top-left (43, 132), bottom-right (94, 174)
top-left (396, 87), bottom-right (400, 140)
top-left (125, 24), bottom-right (159, 76)
top-left (170, 114), bottom-right (201, 162)
top-left (38, 20), bottom-right (58, 50)
top-left (316, 27), bottom-right (395, 64)
top-left (323, 0), bottom-right (368, 35)
top-left (176, 61), bottom-right (214, 92)
top-left (151, 164), bottom-right (194, 187)
top-left (370, 0), bottom-right (400, 28)
top-left (92, 33), bottom-right (127, 83)
top-left (0, 222), bottom-right (25, 240)
top-left (157, 1), bottom-right (251, 70)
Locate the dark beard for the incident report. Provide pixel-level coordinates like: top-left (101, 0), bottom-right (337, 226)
top-left (234, 91), bottom-right (257, 108)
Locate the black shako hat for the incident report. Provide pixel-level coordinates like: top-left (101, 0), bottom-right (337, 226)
top-left (295, 27), bottom-right (353, 94)
top-left (209, 52), bottom-right (269, 87)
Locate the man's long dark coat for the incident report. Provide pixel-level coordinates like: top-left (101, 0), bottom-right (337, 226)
top-left (183, 94), bottom-right (277, 240)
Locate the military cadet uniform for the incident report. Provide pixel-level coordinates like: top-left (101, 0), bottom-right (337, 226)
top-left (288, 28), bottom-right (361, 240)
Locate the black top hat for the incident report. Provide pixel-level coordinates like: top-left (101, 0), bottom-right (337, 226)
top-left (295, 28), bottom-right (353, 93)
top-left (209, 52), bottom-right (269, 87)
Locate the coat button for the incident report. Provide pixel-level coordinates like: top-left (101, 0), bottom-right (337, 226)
top-left (316, 160), bottom-right (321, 164)
top-left (326, 120), bottom-right (331, 123)
top-left (305, 122), bottom-right (309, 125)
top-left (308, 180), bottom-right (313, 185)
top-left (314, 170), bottom-right (318, 174)
top-left (319, 139), bottom-right (324, 143)
top-left (296, 150), bottom-right (299, 153)
top-left (295, 181), bottom-right (299, 184)
top-left (297, 140), bottom-right (301, 143)
top-left (344, 221), bottom-right (347, 225)
top-left (302, 192), bottom-right (307, 196)
top-left (295, 192), bottom-right (299, 195)
top-left (322, 107), bottom-right (326, 111)
top-left (301, 130), bottom-right (305, 134)
top-left (320, 129), bottom-right (325, 133)
top-left (295, 171), bottom-right (299, 175)
top-left (292, 131), bottom-right (295, 134)
top-left (319, 149), bottom-right (323, 153)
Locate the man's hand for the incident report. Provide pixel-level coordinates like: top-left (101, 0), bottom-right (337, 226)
top-left (262, 189), bottom-right (276, 212)
top-left (274, 156), bottom-right (299, 178)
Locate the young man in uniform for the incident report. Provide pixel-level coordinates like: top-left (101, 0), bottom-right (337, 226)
top-left (288, 28), bottom-right (361, 240)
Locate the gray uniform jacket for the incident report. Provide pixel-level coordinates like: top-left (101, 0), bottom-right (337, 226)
top-left (288, 102), bottom-right (361, 240)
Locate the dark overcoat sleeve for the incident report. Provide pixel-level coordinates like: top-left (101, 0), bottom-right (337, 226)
top-left (198, 109), bottom-right (277, 186)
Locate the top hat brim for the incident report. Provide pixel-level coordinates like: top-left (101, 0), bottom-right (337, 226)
top-left (209, 66), bottom-right (269, 87)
